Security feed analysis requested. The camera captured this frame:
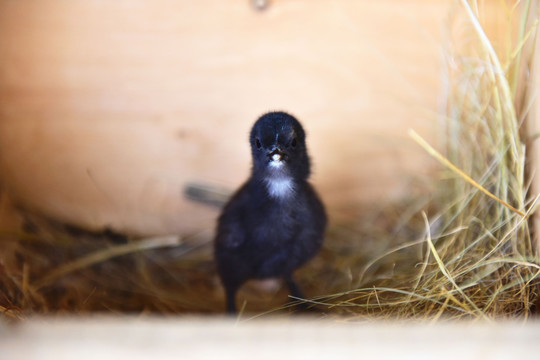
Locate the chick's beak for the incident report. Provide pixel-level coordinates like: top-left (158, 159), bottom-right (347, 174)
top-left (268, 147), bottom-right (283, 159)
top-left (267, 148), bottom-right (287, 167)
top-left (271, 152), bottom-right (282, 161)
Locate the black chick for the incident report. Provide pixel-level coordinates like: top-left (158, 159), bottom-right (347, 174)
top-left (214, 111), bottom-right (327, 313)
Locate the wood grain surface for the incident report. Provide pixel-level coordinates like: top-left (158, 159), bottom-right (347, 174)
top-left (1, 317), bottom-right (539, 360)
top-left (0, 0), bottom-right (492, 235)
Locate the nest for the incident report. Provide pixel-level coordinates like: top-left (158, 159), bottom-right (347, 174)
top-left (1, 0), bottom-right (539, 321)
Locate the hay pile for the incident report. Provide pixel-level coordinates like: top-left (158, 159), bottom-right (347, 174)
top-left (302, 0), bottom-right (540, 320)
top-left (1, 0), bottom-right (539, 321)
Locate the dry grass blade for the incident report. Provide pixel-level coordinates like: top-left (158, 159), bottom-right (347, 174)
top-left (421, 212), bottom-right (489, 320)
top-left (34, 235), bottom-right (182, 289)
top-left (409, 129), bottom-right (526, 218)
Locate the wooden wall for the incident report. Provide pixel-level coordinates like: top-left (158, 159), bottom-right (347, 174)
top-left (0, 1), bottom-right (505, 235)
top-left (528, 8), bottom-right (540, 254)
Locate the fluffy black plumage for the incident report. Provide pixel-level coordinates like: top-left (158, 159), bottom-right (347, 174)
top-left (214, 111), bottom-right (327, 313)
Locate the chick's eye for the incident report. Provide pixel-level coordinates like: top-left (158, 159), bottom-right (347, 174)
top-left (290, 137), bottom-right (297, 149)
top-left (255, 138), bottom-right (262, 149)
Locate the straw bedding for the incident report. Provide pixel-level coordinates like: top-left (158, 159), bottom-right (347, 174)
top-left (0, 0), bottom-right (539, 321)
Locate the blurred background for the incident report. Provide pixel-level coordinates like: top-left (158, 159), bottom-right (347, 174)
top-left (0, 0), bottom-right (455, 236)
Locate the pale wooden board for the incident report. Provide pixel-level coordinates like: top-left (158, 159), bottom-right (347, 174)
top-left (0, 0), bottom-right (508, 235)
top-left (1, 317), bottom-right (539, 360)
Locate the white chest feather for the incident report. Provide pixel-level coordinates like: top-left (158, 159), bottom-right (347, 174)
top-left (265, 177), bottom-right (295, 198)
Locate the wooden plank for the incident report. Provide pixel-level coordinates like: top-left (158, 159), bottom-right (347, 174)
top-left (0, 1), bottom-right (511, 235)
top-left (527, 5), bottom-right (540, 254)
top-left (0, 0), bottom-right (448, 235)
top-left (1, 317), bottom-right (539, 359)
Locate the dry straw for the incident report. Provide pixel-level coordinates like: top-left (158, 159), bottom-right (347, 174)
top-left (0, 0), bottom-right (539, 321)
top-left (298, 0), bottom-right (540, 320)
